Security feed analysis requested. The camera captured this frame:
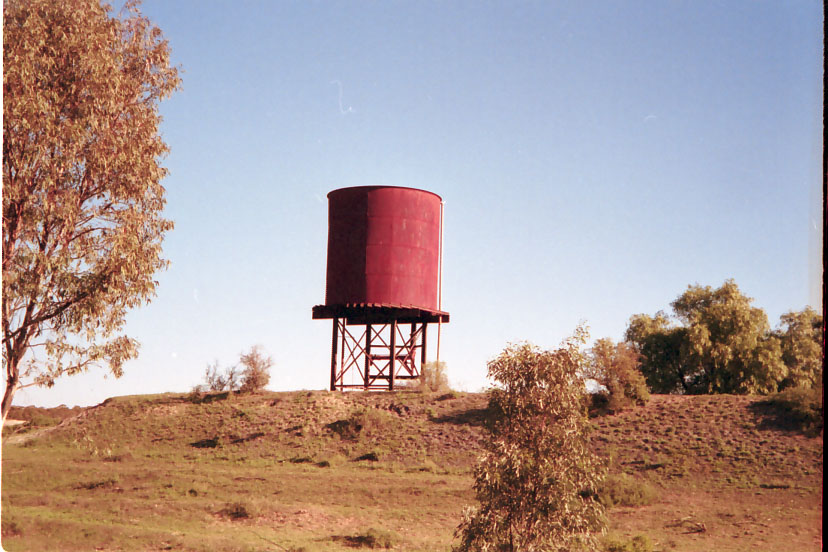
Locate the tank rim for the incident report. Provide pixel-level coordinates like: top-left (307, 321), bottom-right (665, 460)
top-left (326, 185), bottom-right (443, 201)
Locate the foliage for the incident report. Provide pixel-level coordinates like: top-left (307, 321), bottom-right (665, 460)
top-left (586, 338), bottom-right (649, 412)
top-left (773, 307), bottom-right (823, 389)
top-left (455, 330), bottom-right (606, 551)
top-left (416, 361), bottom-right (451, 393)
top-left (194, 346), bottom-right (272, 394)
top-left (238, 345), bottom-right (273, 392)
top-left (200, 360), bottom-right (240, 393)
top-left (624, 313), bottom-right (689, 394)
top-left (2, 0), bottom-right (181, 419)
top-left (597, 474), bottom-right (658, 508)
top-left (625, 280), bottom-right (804, 395)
top-left (754, 387), bottom-right (823, 436)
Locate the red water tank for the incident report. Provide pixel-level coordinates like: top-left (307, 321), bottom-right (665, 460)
top-left (324, 186), bottom-right (442, 312)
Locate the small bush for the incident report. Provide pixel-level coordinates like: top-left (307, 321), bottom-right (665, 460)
top-left (456, 335), bottom-right (607, 551)
top-left (416, 361), bottom-right (450, 393)
top-left (598, 473), bottom-right (658, 508)
top-left (755, 386), bottom-right (823, 435)
top-left (195, 346), bottom-right (273, 394)
top-left (587, 339), bottom-right (650, 413)
top-left (201, 360), bottom-right (240, 392)
top-left (239, 345), bottom-right (273, 392)
top-left (186, 387), bottom-right (205, 402)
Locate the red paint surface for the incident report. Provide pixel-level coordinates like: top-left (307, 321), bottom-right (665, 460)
top-left (325, 186), bottom-right (442, 312)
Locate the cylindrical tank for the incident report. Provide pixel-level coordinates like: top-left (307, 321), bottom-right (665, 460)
top-left (325, 186), bottom-right (442, 312)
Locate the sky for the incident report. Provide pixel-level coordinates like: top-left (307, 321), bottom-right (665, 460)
top-left (12, 0), bottom-right (824, 408)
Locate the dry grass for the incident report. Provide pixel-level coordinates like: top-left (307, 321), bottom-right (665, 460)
top-left (1, 391), bottom-right (822, 551)
top-left (590, 394), bottom-right (822, 551)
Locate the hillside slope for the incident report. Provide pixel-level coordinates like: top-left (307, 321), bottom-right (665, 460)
top-left (2, 391), bottom-right (822, 551)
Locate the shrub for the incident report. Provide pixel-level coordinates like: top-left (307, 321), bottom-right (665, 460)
top-left (198, 360), bottom-right (240, 392)
top-left (587, 338), bottom-right (649, 413)
top-left (598, 474), bottom-right (658, 508)
top-left (195, 345), bottom-right (273, 394)
top-left (186, 387), bottom-right (204, 402)
top-left (239, 345), bottom-right (273, 393)
top-left (416, 361), bottom-right (450, 393)
top-left (456, 330), bottom-right (606, 551)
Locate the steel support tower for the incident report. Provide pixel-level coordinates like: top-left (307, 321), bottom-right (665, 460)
top-left (312, 304), bottom-right (449, 391)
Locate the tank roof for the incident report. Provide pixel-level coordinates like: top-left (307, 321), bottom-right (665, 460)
top-left (326, 185), bottom-right (443, 201)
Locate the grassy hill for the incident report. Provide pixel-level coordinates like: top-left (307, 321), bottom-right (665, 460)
top-left (1, 390), bottom-right (822, 551)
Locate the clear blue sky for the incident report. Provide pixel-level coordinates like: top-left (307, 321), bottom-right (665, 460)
top-left (15, 0), bottom-right (823, 407)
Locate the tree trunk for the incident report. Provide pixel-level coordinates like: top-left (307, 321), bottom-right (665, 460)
top-left (2, 356), bottom-right (20, 423)
top-left (677, 365), bottom-right (689, 393)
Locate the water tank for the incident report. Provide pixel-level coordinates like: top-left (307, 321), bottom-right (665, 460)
top-left (324, 186), bottom-right (442, 312)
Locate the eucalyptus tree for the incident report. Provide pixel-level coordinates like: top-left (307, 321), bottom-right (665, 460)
top-left (456, 330), bottom-right (606, 551)
top-left (625, 313), bottom-right (690, 394)
top-left (626, 280), bottom-right (795, 395)
top-left (2, 0), bottom-right (180, 419)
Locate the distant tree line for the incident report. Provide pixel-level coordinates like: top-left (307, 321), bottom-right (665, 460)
top-left (593, 279), bottom-right (822, 398)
